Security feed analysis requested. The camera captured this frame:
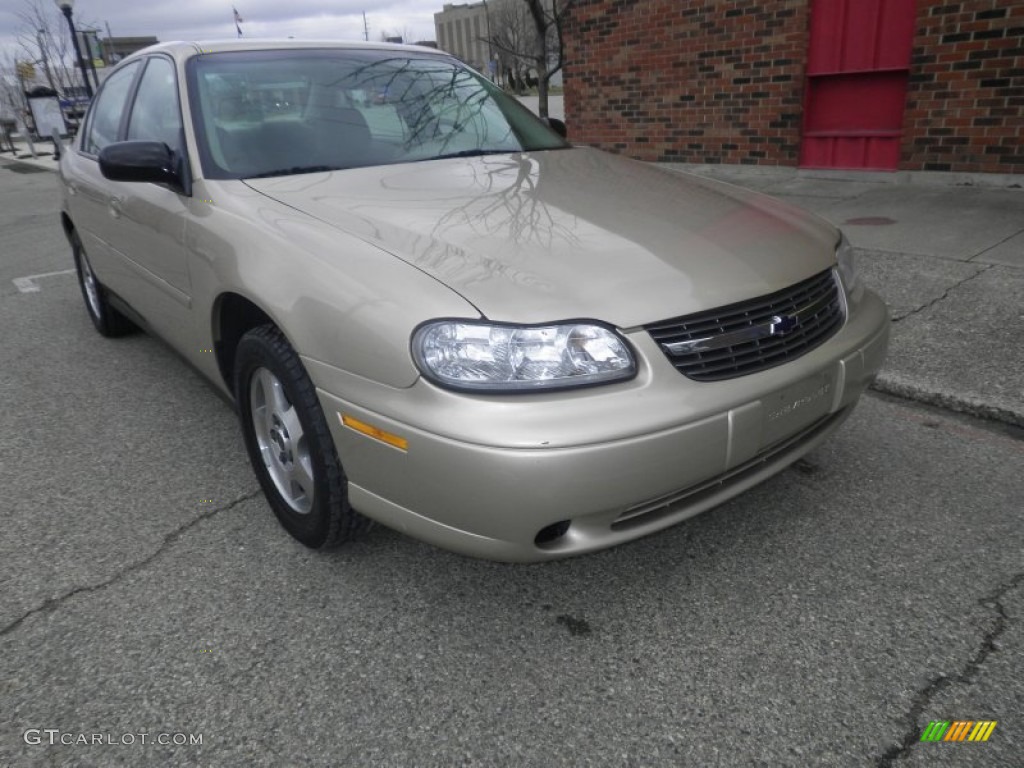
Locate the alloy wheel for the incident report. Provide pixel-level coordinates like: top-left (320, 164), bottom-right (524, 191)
top-left (79, 249), bottom-right (103, 319)
top-left (249, 366), bottom-right (315, 514)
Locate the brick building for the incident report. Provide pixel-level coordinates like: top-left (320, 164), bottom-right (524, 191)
top-left (563, 0), bottom-right (1022, 174)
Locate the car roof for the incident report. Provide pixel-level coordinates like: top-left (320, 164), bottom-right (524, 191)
top-left (122, 39), bottom-right (447, 66)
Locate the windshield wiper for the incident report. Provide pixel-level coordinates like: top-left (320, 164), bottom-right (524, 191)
top-left (245, 165), bottom-right (340, 179)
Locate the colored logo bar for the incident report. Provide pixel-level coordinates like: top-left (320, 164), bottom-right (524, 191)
top-left (920, 721), bottom-right (997, 742)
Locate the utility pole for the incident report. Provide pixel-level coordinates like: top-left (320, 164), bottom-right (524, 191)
top-left (86, 45), bottom-right (99, 88)
top-left (80, 30), bottom-right (100, 89)
top-left (363, 12), bottom-right (369, 42)
top-left (104, 21), bottom-right (114, 65)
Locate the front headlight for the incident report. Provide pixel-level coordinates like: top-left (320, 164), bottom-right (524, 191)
top-left (836, 231), bottom-right (864, 303)
top-left (412, 320), bottom-right (636, 392)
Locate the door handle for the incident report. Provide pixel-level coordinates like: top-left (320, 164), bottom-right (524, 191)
top-left (108, 195), bottom-right (125, 218)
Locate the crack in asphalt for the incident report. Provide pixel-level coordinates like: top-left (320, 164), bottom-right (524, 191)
top-left (875, 571), bottom-right (1024, 766)
top-left (891, 263), bottom-right (996, 323)
top-left (968, 226), bottom-right (1024, 263)
top-left (0, 489), bottom-right (262, 639)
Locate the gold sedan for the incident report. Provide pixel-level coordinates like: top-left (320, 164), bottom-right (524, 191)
top-left (58, 41), bottom-right (889, 561)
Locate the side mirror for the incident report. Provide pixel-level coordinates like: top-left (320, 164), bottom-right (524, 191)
top-left (98, 141), bottom-right (190, 195)
top-left (543, 117), bottom-right (568, 139)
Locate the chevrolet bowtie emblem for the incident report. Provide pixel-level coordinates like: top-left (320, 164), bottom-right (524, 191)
top-left (769, 313), bottom-right (798, 336)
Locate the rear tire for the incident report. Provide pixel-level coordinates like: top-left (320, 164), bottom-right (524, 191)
top-left (72, 229), bottom-right (134, 337)
top-left (234, 324), bottom-right (369, 548)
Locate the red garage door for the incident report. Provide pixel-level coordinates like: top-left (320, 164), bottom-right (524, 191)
top-left (800, 0), bottom-right (916, 170)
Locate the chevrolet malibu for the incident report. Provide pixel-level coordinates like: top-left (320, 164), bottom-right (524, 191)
top-left (57, 40), bottom-right (889, 561)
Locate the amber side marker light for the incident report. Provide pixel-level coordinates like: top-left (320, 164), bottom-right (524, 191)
top-left (340, 413), bottom-right (409, 451)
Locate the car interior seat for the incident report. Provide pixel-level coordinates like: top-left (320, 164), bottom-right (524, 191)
top-left (304, 87), bottom-right (372, 169)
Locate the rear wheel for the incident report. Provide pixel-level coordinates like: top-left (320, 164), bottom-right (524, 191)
top-left (71, 230), bottom-right (134, 337)
top-left (234, 324), bottom-right (369, 548)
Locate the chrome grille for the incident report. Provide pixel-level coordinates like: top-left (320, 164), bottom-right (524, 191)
top-left (646, 269), bottom-right (844, 382)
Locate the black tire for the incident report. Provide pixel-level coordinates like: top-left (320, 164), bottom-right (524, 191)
top-left (234, 324), bottom-right (369, 548)
top-left (71, 229), bottom-right (135, 337)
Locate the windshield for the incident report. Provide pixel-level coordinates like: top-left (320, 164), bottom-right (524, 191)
top-left (186, 48), bottom-right (569, 179)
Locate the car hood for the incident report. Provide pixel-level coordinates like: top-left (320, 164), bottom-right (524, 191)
top-left (244, 147), bottom-right (838, 328)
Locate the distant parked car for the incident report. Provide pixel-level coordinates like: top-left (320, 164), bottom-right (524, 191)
top-left (57, 40), bottom-right (889, 561)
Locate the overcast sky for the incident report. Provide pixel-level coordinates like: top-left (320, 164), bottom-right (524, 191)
top-left (0, 0), bottom-right (445, 65)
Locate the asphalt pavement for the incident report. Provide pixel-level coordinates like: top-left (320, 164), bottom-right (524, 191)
top-left (0, 131), bottom-right (1022, 767)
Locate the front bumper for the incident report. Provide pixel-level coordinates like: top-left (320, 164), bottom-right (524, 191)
top-left (310, 289), bottom-right (890, 562)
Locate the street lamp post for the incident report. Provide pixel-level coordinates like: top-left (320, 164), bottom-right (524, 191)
top-left (482, 0), bottom-right (495, 83)
top-left (55, 0), bottom-right (93, 99)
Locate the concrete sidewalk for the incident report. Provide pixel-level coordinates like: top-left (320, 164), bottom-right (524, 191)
top-left (4, 132), bottom-right (1022, 426)
top-left (0, 135), bottom-right (61, 172)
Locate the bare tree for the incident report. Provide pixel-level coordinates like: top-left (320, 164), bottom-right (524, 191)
top-left (485, 0), bottom-right (574, 117)
top-left (0, 52), bottom-right (28, 119)
top-left (13, 0), bottom-right (97, 94)
top-left (485, 0), bottom-right (533, 95)
top-left (523, 0), bottom-right (574, 118)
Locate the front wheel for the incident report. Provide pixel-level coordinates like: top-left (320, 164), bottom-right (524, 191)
top-left (234, 324), bottom-right (369, 548)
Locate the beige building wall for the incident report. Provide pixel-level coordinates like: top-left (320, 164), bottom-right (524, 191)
top-left (434, 2), bottom-right (491, 72)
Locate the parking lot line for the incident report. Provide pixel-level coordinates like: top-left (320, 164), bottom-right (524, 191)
top-left (12, 269), bottom-right (75, 293)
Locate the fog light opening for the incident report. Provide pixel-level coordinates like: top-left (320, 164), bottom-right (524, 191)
top-left (534, 520), bottom-right (571, 548)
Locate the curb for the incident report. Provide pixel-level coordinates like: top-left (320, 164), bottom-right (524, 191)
top-left (662, 162), bottom-right (1024, 190)
top-left (872, 374), bottom-right (1024, 429)
top-left (1, 137), bottom-right (61, 172)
